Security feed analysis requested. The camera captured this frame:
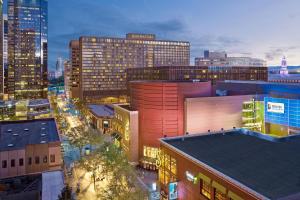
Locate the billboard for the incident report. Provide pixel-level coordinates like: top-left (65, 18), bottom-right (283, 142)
top-left (267, 102), bottom-right (284, 114)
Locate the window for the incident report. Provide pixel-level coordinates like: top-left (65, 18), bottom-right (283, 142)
top-left (35, 156), bottom-right (40, 164)
top-left (11, 159), bottom-right (15, 167)
top-left (200, 180), bottom-right (211, 199)
top-left (19, 158), bottom-right (24, 166)
top-left (50, 155), bottom-right (55, 163)
top-left (28, 157), bottom-right (32, 165)
top-left (2, 160), bottom-right (7, 168)
top-left (214, 188), bottom-right (226, 200)
top-left (43, 156), bottom-right (47, 163)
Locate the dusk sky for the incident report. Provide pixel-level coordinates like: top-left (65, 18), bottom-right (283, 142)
top-left (23, 0), bottom-right (300, 69)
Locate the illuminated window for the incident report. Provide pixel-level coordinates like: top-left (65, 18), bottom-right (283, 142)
top-left (200, 179), bottom-right (211, 199)
top-left (214, 188), bottom-right (226, 200)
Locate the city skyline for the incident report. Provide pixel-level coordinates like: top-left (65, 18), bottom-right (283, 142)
top-left (44, 0), bottom-right (300, 69)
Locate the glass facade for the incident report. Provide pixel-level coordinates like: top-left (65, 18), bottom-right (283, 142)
top-left (265, 97), bottom-right (300, 129)
top-left (8, 0), bottom-right (48, 99)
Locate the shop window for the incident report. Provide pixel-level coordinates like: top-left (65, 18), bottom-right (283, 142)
top-left (200, 179), bottom-right (211, 199)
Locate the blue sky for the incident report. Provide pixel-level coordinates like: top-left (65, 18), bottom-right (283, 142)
top-left (20, 0), bottom-right (300, 69)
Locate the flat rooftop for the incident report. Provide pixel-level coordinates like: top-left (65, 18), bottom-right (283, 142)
top-left (0, 118), bottom-right (60, 151)
top-left (162, 130), bottom-right (300, 199)
top-left (88, 104), bottom-right (114, 118)
top-left (28, 99), bottom-right (50, 107)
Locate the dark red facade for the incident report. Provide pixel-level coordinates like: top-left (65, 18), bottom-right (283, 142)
top-left (130, 81), bottom-right (212, 162)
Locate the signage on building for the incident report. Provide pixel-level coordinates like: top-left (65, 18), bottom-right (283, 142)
top-left (169, 182), bottom-right (178, 200)
top-left (267, 102), bottom-right (284, 114)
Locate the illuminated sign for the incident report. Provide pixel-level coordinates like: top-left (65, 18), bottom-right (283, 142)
top-left (267, 102), bottom-right (284, 114)
top-left (169, 182), bottom-right (178, 200)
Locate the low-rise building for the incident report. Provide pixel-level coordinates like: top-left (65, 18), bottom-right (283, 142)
top-left (0, 118), bottom-right (62, 179)
top-left (87, 104), bottom-right (114, 134)
top-left (159, 129), bottom-right (300, 200)
top-left (112, 104), bottom-right (139, 164)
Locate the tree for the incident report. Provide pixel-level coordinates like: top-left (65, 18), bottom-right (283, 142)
top-left (77, 142), bottom-right (147, 200)
top-left (57, 185), bottom-right (74, 200)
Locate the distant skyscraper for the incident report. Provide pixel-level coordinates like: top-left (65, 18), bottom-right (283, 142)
top-left (64, 60), bottom-right (71, 98)
top-left (55, 57), bottom-right (64, 78)
top-left (3, 14), bottom-right (8, 96)
top-left (76, 33), bottom-right (190, 102)
top-left (0, 1), bottom-right (3, 98)
top-left (8, 0), bottom-right (48, 100)
top-left (280, 56), bottom-right (289, 76)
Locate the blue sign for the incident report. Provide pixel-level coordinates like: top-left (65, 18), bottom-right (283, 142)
top-left (169, 182), bottom-right (178, 200)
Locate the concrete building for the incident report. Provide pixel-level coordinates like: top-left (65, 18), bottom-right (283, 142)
top-left (159, 129), bottom-right (300, 200)
top-left (64, 60), bottom-right (71, 98)
top-left (55, 57), bottom-right (64, 79)
top-left (0, 118), bottom-right (61, 179)
top-left (76, 33), bottom-right (190, 102)
top-left (130, 81), bottom-right (212, 169)
top-left (7, 0), bottom-right (48, 100)
top-left (112, 104), bottom-right (139, 164)
top-left (69, 40), bottom-right (80, 99)
top-left (195, 50), bottom-right (266, 67)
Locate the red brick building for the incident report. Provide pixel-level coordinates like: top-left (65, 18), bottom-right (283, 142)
top-left (130, 81), bottom-right (212, 169)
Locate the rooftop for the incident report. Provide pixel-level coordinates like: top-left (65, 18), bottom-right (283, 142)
top-left (28, 99), bottom-right (50, 107)
top-left (88, 104), bottom-right (114, 118)
top-left (162, 129), bottom-right (300, 199)
top-left (0, 118), bottom-right (60, 151)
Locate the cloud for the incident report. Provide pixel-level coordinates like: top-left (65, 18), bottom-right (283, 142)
top-left (264, 46), bottom-right (300, 61)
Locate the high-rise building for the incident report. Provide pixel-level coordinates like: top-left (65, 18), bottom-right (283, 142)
top-left (64, 60), bottom-right (71, 98)
top-left (8, 0), bottom-right (48, 100)
top-left (0, 1), bottom-right (3, 99)
top-left (69, 40), bottom-right (80, 99)
top-left (55, 57), bottom-right (64, 78)
top-left (3, 14), bottom-right (8, 97)
top-left (76, 33), bottom-right (190, 102)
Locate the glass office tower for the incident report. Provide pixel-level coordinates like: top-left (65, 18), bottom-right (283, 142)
top-left (0, 0), bottom-right (3, 99)
top-left (8, 0), bottom-right (48, 100)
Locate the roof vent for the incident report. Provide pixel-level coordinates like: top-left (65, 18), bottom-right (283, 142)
top-left (41, 127), bottom-right (46, 130)
top-left (40, 141), bottom-right (46, 144)
top-left (7, 129), bottom-right (12, 132)
top-left (24, 128), bottom-right (29, 131)
top-left (41, 122), bottom-right (46, 125)
top-left (7, 144), bottom-right (14, 147)
top-left (41, 133), bottom-right (47, 137)
top-left (13, 133), bottom-right (19, 136)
